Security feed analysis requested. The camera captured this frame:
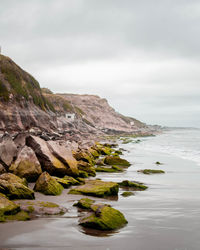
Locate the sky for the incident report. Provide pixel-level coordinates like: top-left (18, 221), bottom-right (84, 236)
top-left (1, 0), bottom-right (200, 127)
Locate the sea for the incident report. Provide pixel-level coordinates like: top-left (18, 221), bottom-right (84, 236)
top-left (0, 128), bottom-right (200, 250)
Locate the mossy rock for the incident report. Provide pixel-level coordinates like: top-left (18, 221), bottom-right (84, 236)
top-left (4, 210), bottom-right (30, 222)
top-left (68, 180), bottom-right (119, 198)
top-left (0, 193), bottom-right (20, 222)
top-left (16, 200), bottom-right (67, 215)
top-left (95, 144), bottom-right (113, 155)
top-left (0, 180), bottom-right (35, 200)
top-left (0, 173), bottom-right (27, 186)
top-left (76, 177), bottom-right (86, 184)
top-left (155, 161), bottom-right (163, 165)
top-left (73, 198), bottom-right (95, 209)
top-left (113, 150), bottom-right (123, 155)
top-left (95, 165), bottom-right (123, 173)
top-left (79, 204), bottom-right (127, 230)
top-left (34, 172), bottom-right (63, 195)
top-left (121, 191), bottom-right (134, 197)
top-left (63, 176), bottom-right (80, 185)
top-left (78, 170), bottom-right (89, 178)
top-left (119, 180), bottom-right (148, 191)
top-left (73, 151), bottom-right (95, 166)
top-left (88, 148), bottom-right (100, 159)
top-left (52, 176), bottom-right (71, 188)
top-left (104, 156), bottom-right (131, 167)
top-left (77, 161), bottom-right (96, 177)
top-left (138, 169), bottom-right (165, 175)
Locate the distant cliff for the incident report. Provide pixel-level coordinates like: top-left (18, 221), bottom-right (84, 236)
top-left (0, 54), bottom-right (150, 136)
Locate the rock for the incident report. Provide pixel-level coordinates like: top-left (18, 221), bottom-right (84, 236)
top-left (13, 132), bottom-right (27, 148)
top-left (79, 204), bottom-right (127, 230)
top-left (62, 176), bottom-right (80, 185)
top-left (0, 134), bottom-right (18, 169)
top-left (68, 180), bottom-right (119, 197)
top-left (95, 158), bottom-right (105, 166)
top-left (95, 144), bottom-right (113, 155)
top-left (52, 176), bottom-right (71, 188)
top-left (78, 170), bottom-right (89, 178)
top-left (73, 198), bottom-right (95, 209)
top-left (34, 172), bottom-right (64, 195)
top-left (9, 146), bottom-right (42, 182)
top-left (119, 180), bottom-right (148, 191)
top-left (26, 135), bottom-right (69, 176)
top-left (0, 173), bottom-right (27, 186)
top-left (47, 141), bottom-right (79, 176)
top-left (0, 193), bottom-right (20, 222)
top-left (138, 169), bottom-right (165, 174)
top-left (0, 164), bottom-right (6, 175)
top-left (77, 160), bottom-right (96, 177)
top-left (73, 151), bottom-right (95, 166)
top-left (95, 165), bottom-right (123, 173)
top-left (121, 191), bottom-right (134, 197)
top-left (88, 148), bottom-right (99, 159)
top-left (15, 200), bottom-right (67, 216)
top-left (0, 180), bottom-right (35, 200)
top-left (104, 156), bottom-right (131, 167)
top-left (155, 161), bottom-right (163, 165)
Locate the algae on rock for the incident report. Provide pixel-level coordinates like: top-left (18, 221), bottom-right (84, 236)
top-left (104, 156), bottom-right (131, 167)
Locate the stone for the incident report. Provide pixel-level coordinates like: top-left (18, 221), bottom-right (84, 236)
top-left (121, 191), bottom-right (134, 197)
top-left (73, 198), bottom-right (95, 209)
top-left (63, 176), bottom-right (80, 185)
top-left (13, 132), bottom-right (27, 148)
top-left (52, 176), bottom-right (71, 188)
top-left (15, 200), bottom-right (67, 216)
top-left (26, 136), bottom-right (69, 176)
top-left (138, 169), bottom-right (165, 174)
top-left (34, 172), bottom-right (64, 195)
top-left (73, 151), bottom-right (95, 166)
top-left (47, 141), bottom-right (79, 176)
top-left (0, 179), bottom-right (35, 200)
top-left (9, 146), bottom-right (42, 182)
top-left (68, 180), bottom-right (119, 197)
top-left (104, 156), bottom-right (131, 167)
top-left (77, 160), bottom-right (96, 176)
top-left (95, 165), bottom-right (123, 173)
top-left (0, 134), bottom-right (18, 169)
top-left (119, 180), bottom-right (148, 190)
top-left (79, 204), bottom-right (127, 230)
top-left (0, 173), bottom-right (27, 186)
top-left (0, 193), bottom-right (20, 222)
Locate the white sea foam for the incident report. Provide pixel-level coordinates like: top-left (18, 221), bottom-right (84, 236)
top-left (130, 128), bottom-right (200, 165)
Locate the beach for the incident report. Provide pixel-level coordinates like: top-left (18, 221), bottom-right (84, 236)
top-left (0, 129), bottom-right (200, 250)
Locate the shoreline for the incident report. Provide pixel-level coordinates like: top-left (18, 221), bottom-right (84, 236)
top-left (1, 133), bottom-right (200, 250)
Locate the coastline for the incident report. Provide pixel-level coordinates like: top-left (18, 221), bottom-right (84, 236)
top-left (0, 132), bottom-right (200, 250)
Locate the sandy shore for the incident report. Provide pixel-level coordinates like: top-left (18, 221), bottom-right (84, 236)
top-left (0, 141), bottom-right (200, 250)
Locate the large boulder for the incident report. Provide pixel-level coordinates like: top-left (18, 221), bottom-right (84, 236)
top-left (68, 180), bottom-right (119, 197)
top-left (0, 173), bottom-right (27, 186)
top-left (47, 141), bottom-right (79, 176)
top-left (34, 172), bottom-right (64, 195)
top-left (9, 146), bottom-right (42, 182)
top-left (0, 193), bottom-right (20, 221)
top-left (0, 180), bottom-right (35, 200)
top-left (26, 136), bottom-right (69, 176)
top-left (104, 156), bottom-right (131, 167)
top-left (0, 134), bottom-right (18, 170)
top-left (79, 203), bottom-right (127, 230)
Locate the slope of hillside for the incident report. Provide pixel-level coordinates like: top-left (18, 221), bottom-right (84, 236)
top-left (0, 54), bottom-right (150, 136)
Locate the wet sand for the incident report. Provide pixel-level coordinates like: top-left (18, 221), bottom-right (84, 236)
top-left (0, 142), bottom-right (200, 250)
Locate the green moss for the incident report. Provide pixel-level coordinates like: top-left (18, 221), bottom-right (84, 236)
top-left (63, 176), bottom-right (80, 185)
top-left (79, 205), bottom-right (128, 230)
top-left (77, 161), bottom-right (96, 177)
top-left (0, 80), bottom-right (9, 101)
top-left (95, 165), bottom-right (123, 173)
top-left (53, 176), bottom-right (71, 188)
top-left (78, 170), bottom-right (89, 178)
top-left (89, 148), bottom-right (100, 159)
top-left (121, 191), bottom-right (134, 197)
top-left (138, 169), bottom-right (165, 174)
top-left (155, 161), bottom-right (163, 165)
top-left (104, 156), bottom-right (131, 167)
top-left (119, 180), bottom-right (148, 191)
top-left (69, 180), bottom-right (119, 198)
top-left (27, 205), bottom-right (34, 213)
top-left (5, 210), bottom-right (30, 221)
top-left (73, 198), bottom-right (95, 209)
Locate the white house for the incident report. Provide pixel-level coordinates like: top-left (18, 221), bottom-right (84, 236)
top-left (65, 113), bottom-right (75, 122)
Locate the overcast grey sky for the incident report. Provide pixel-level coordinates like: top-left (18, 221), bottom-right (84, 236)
top-left (1, 0), bottom-right (200, 127)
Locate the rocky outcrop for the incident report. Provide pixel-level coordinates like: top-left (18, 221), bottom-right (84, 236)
top-left (9, 146), bottom-right (42, 182)
top-left (0, 173), bottom-right (27, 186)
top-left (0, 193), bottom-right (20, 221)
top-left (34, 172), bottom-right (64, 195)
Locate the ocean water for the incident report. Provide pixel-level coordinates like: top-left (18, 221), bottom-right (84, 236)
top-left (130, 128), bottom-right (200, 166)
top-left (0, 128), bottom-right (200, 250)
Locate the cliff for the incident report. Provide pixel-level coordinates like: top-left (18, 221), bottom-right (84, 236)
top-left (0, 54), bottom-right (149, 136)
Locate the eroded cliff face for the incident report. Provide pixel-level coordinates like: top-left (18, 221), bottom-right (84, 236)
top-left (0, 54), bottom-right (149, 136)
